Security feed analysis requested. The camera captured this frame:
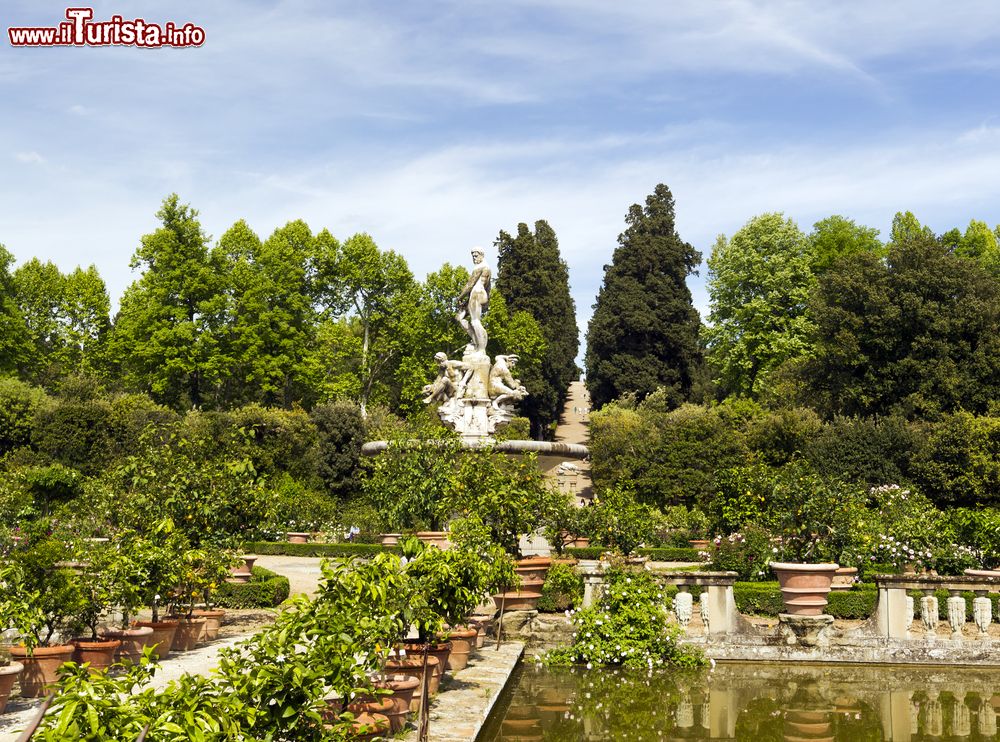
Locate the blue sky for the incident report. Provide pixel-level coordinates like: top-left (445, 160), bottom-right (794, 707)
top-left (4, 1), bottom-right (1000, 335)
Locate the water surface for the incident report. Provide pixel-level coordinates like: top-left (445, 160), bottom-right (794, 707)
top-left (478, 661), bottom-right (1000, 740)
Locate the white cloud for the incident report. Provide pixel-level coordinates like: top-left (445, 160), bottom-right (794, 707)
top-left (14, 151), bottom-right (44, 164)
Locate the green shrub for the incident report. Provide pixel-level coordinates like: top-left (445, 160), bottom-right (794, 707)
top-left (805, 415), bottom-right (918, 489)
top-left (310, 400), bottom-right (364, 499)
top-left (730, 582), bottom-right (878, 619)
top-left (538, 562), bottom-right (583, 613)
top-left (562, 546), bottom-right (701, 562)
top-left (0, 378), bottom-right (48, 457)
top-left (31, 396), bottom-right (114, 475)
top-left (214, 566), bottom-right (290, 608)
top-left (708, 524), bottom-right (774, 581)
top-left (910, 412), bottom-right (1000, 508)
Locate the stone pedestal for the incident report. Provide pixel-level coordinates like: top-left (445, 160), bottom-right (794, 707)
top-left (779, 613), bottom-right (835, 648)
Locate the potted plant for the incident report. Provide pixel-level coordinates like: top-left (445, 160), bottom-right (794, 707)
top-left (0, 562), bottom-right (30, 711)
top-left (99, 536), bottom-right (155, 664)
top-left (166, 548), bottom-right (212, 651)
top-left (131, 521), bottom-right (186, 659)
top-left (5, 521), bottom-right (85, 696)
top-left (194, 548), bottom-right (241, 641)
top-left (767, 466), bottom-right (867, 615)
top-left (65, 542), bottom-right (121, 672)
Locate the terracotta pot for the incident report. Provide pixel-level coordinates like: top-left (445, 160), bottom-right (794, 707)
top-left (516, 556), bottom-right (551, 583)
top-left (71, 638), bottom-right (121, 672)
top-left (493, 591), bottom-right (542, 612)
top-left (401, 641), bottom-right (451, 681)
top-left (373, 674), bottom-right (419, 731)
top-left (348, 711), bottom-right (391, 741)
top-left (441, 627), bottom-right (477, 671)
top-left (347, 697), bottom-right (395, 733)
top-left (193, 608), bottom-right (227, 641)
top-left (0, 662), bottom-right (24, 713)
top-left (384, 655), bottom-right (441, 709)
top-left (415, 531), bottom-right (451, 549)
top-left (770, 562), bottom-right (840, 616)
top-left (226, 571), bottom-right (252, 584)
top-left (830, 566), bottom-right (858, 591)
top-left (101, 626), bottom-right (155, 664)
top-left (242, 555), bottom-right (258, 572)
top-left (286, 532), bottom-right (311, 544)
top-left (466, 616), bottom-right (492, 648)
top-left (380, 533), bottom-right (402, 546)
top-left (134, 620), bottom-right (180, 660)
top-left (689, 539), bottom-right (710, 550)
top-left (518, 575), bottom-right (545, 592)
top-left (572, 537), bottom-right (591, 548)
top-left (170, 617), bottom-right (207, 651)
top-left (9, 644), bottom-right (74, 697)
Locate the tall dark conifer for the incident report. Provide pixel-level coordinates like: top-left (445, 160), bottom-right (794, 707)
top-left (585, 184), bottom-right (702, 409)
top-left (495, 220), bottom-right (579, 439)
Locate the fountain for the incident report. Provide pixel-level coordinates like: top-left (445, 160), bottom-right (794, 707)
top-left (362, 247), bottom-right (588, 461)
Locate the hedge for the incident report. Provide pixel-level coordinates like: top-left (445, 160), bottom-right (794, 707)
top-left (214, 566), bottom-right (291, 609)
top-left (564, 546), bottom-right (701, 561)
top-left (242, 542), bottom-right (400, 558)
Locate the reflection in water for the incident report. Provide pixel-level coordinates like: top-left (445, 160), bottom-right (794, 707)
top-left (478, 662), bottom-right (1000, 741)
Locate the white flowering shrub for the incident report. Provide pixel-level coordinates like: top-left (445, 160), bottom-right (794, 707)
top-left (543, 566), bottom-right (704, 669)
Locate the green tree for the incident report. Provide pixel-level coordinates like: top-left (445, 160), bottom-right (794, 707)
top-left (109, 195), bottom-right (227, 409)
top-left (61, 265), bottom-right (111, 376)
top-left (585, 184), bottom-right (702, 409)
top-left (496, 221), bottom-right (579, 439)
top-left (705, 213), bottom-right (816, 398)
top-left (327, 234), bottom-right (414, 416)
top-left (0, 244), bottom-right (31, 375)
top-left (956, 219), bottom-right (1000, 274)
top-left (12, 258), bottom-right (64, 386)
top-left (809, 215), bottom-right (883, 273)
top-left (216, 220), bottom-right (323, 407)
top-left (806, 230), bottom-right (1000, 417)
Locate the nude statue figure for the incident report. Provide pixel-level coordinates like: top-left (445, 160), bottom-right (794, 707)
top-left (456, 248), bottom-right (491, 353)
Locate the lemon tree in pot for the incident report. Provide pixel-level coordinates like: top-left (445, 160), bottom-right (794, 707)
top-left (5, 520), bottom-right (85, 696)
top-left (98, 534), bottom-right (155, 664)
top-left (65, 541), bottom-right (122, 672)
top-left (0, 561), bottom-right (38, 710)
top-left (131, 521), bottom-right (186, 659)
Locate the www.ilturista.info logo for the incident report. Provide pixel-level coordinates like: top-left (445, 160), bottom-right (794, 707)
top-left (8, 8), bottom-right (205, 48)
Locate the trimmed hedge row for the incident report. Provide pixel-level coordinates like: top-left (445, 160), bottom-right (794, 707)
top-left (214, 566), bottom-right (291, 608)
top-left (242, 542), bottom-right (400, 557)
top-left (564, 547), bottom-right (701, 561)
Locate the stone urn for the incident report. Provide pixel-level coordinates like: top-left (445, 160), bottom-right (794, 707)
top-left (770, 562), bottom-right (840, 616)
top-left (286, 532), bottom-right (312, 544)
top-left (379, 533), bottom-right (402, 546)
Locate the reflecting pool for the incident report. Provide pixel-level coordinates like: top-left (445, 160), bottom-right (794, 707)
top-left (478, 661), bottom-right (1000, 740)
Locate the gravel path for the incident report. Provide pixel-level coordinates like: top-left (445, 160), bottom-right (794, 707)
top-left (253, 554), bottom-right (324, 596)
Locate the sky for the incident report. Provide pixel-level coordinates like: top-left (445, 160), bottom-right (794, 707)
top-left (4, 0), bottom-right (1000, 343)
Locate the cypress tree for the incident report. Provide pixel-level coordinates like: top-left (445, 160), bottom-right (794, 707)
top-left (495, 220), bottom-right (579, 439)
top-left (585, 184), bottom-right (702, 409)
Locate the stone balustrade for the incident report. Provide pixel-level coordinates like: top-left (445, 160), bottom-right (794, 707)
top-left (875, 574), bottom-right (1000, 641)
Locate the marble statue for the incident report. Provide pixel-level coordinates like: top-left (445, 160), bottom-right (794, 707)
top-left (424, 247), bottom-right (528, 441)
top-left (456, 248), bottom-right (491, 353)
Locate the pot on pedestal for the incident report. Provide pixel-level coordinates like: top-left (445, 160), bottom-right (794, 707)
top-left (770, 562), bottom-right (839, 616)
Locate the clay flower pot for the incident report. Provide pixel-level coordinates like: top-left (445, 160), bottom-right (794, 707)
top-left (515, 556), bottom-right (551, 583)
top-left (380, 533), bottom-right (402, 546)
top-left (770, 562), bottom-right (840, 616)
top-left (441, 627), bottom-right (478, 671)
top-left (830, 566), bottom-right (858, 591)
top-left (134, 620), bottom-right (180, 660)
top-left (384, 655), bottom-right (441, 709)
top-left (373, 674), bottom-right (420, 731)
top-left (348, 711), bottom-right (391, 742)
top-left (170, 617), bottom-right (207, 651)
top-left (9, 644), bottom-right (74, 697)
top-left (286, 532), bottom-right (312, 544)
top-left (572, 537), bottom-right (591, 548)
top-left (466, 616), bottom-right (493, 648)
top-left (0, 662), bottom-right (24, 713)
top-left (347, 697), bottom-right (395, 733)
top-left (193, 608), bottom-right (227, 641)
top-left (71, 637), bottom-right (122, 673)
top-left (493, 590), bottom-right (542, 612)
top-left (401, 641), bottom-right (452, 681)
top-left (102, 625), bottom-right (155, 664)
top-left (415, 531), bottom-right (451, 549)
